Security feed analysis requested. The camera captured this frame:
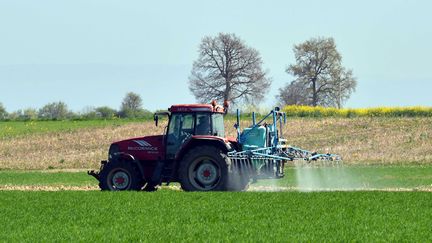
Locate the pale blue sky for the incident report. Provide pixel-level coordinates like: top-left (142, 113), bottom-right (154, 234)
top-left (0, 0), bottom-right (431, 112)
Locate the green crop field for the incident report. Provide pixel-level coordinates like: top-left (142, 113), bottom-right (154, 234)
top-left (255, 165), bottom-right (432, 190)
top-left (1, 118), bottom-right (432, 241)
top-left (1, 166), bottom-right (431, 241)
top-left (1, 165), bottom-right (431, 190)
top-left (1, 190), bottom-right (431, 242)
top-left (0, 119), bottom-right (144, 139)
top-left (0, 170), bottom-right (94, 187)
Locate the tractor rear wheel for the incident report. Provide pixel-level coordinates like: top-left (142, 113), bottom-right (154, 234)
top-left (99, 159), bottom-right (144, 191)
top-left (179, 146), bottom-right (230, 191)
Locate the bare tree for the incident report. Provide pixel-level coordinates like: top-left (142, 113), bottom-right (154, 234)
top-left (285, 37), bottom-right (356, 107)
top-left (189, 33), bottom-right (271, 105)
top-left (330, 68), bottom-right (357, 108)
top-left (277, 80), bottom-right (309, 106)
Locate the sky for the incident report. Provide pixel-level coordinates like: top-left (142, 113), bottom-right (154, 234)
top-left (0, 0), bottom-right (431, 112)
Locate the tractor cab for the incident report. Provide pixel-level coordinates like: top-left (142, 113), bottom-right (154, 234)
top-left (155, 103), bottom-right (227, 160)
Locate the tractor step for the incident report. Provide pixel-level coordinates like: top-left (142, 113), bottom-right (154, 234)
top-left (150, 160), bottom-right (165, 185)
top-left (150, 160), bottom-right (176, 186)
top-left (87, 170), bottom-right (100, 181)
top-left (161, 164), bottom-right (176, 186)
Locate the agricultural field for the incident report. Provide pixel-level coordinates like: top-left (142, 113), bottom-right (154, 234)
top-left (1, 117), bottom-right (432, 170)
top-left (0, 119), bottom-right (146, 139)
top-left (1, 117), bottom-right (432, 241)
top-left (1, 167), bottom-right (432, 241)
top-left (1, 190), bottom-right (431, 242)
top-left (1, 166), bottom-right (431, 191)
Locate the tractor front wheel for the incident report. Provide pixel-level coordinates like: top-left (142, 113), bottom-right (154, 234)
top-left (99, 160), bottom-right (144, 191)
top-left (179, 146), bottom-right (230, 191)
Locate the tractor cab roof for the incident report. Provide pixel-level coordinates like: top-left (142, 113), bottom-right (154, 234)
top-left (169, 101), bottom-right (227, 114)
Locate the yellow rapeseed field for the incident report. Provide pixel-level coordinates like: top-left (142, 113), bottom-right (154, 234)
top-left (283, 105), bottom-right (432, 117)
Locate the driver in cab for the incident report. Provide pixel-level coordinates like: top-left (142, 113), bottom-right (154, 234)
top-left (195, 115), bottom-right (211, 135)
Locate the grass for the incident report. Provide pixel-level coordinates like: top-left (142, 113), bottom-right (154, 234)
top-left (0, 190), bottom-right (431, 242)
top-left (0, 170), bottom-right (95, 186)
top-left (0, 119), bottom-right (145, 139)
top-left (1, 165), bottom-right (431, 191)
top-left (255, 165), bottom-right (432, 190)
top-left (0, 167), bottom-right (430, 241)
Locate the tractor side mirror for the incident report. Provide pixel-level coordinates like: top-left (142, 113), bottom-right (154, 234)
top-left (154, 115), bottom-right (159, 127)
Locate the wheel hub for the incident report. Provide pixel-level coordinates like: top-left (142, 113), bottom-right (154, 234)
top-left (115, 177), bottom-right (125, 185)
top-left (203, 169), bottom-right (211, 178)
top-left (111, 171), bottom-right (130, 190)
top-left (196, 162), bottom-right (218, 185)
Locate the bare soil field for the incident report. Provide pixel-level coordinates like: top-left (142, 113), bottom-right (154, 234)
top-left (1, 117), bottom-right (431, 170)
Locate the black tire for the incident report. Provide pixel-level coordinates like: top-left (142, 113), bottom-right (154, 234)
top-left (179, 146), bottom-right (230, 191)
top-left (99, 159), bottom-right (144, 191)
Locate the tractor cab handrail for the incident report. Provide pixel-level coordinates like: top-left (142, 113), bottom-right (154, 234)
top-left (154, 111), bottom-right (170, 116)
top-left (153, 111), bottom-right (171, 127)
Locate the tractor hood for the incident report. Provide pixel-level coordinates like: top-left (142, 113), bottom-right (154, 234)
top-left (113, 135), bottom-right (163, 147)
top-left (111, 135), bottom-right (165, 161)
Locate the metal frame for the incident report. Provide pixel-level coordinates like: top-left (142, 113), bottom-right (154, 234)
top-left (228, 108), bottom-right (341, 175)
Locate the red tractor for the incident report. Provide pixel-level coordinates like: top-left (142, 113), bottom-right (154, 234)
top-left (88, 101), bottom-right (340, 192)
top-left (88, 101), bottom-right (249, 192)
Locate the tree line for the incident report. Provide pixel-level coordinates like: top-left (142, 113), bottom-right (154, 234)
top-left (1, 33), bottom-right (357, 121)
top-left (0, 92), bottom-right (151, 121)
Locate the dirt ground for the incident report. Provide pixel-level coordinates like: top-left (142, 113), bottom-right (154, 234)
top-left (1, 118), bottom-right (432, 170)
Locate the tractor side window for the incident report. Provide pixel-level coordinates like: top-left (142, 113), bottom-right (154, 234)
top-left (196, 114), bottom-right (211, 135)
top-left (212, 114), bottom-right (225, 137)
top-left (167, 114), bottom-right (195, 146)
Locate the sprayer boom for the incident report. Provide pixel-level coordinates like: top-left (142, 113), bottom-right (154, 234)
top-left (228, 107), bottom-right (342, 179)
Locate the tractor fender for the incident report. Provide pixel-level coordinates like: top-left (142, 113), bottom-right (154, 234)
top-left (109, 152), bottom-right (146, 181)
top-left (175, 136), bottom-right (232, 162)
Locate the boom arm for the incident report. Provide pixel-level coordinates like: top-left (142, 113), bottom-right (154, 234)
top-left (229, 107), bottom-right (342, 178)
